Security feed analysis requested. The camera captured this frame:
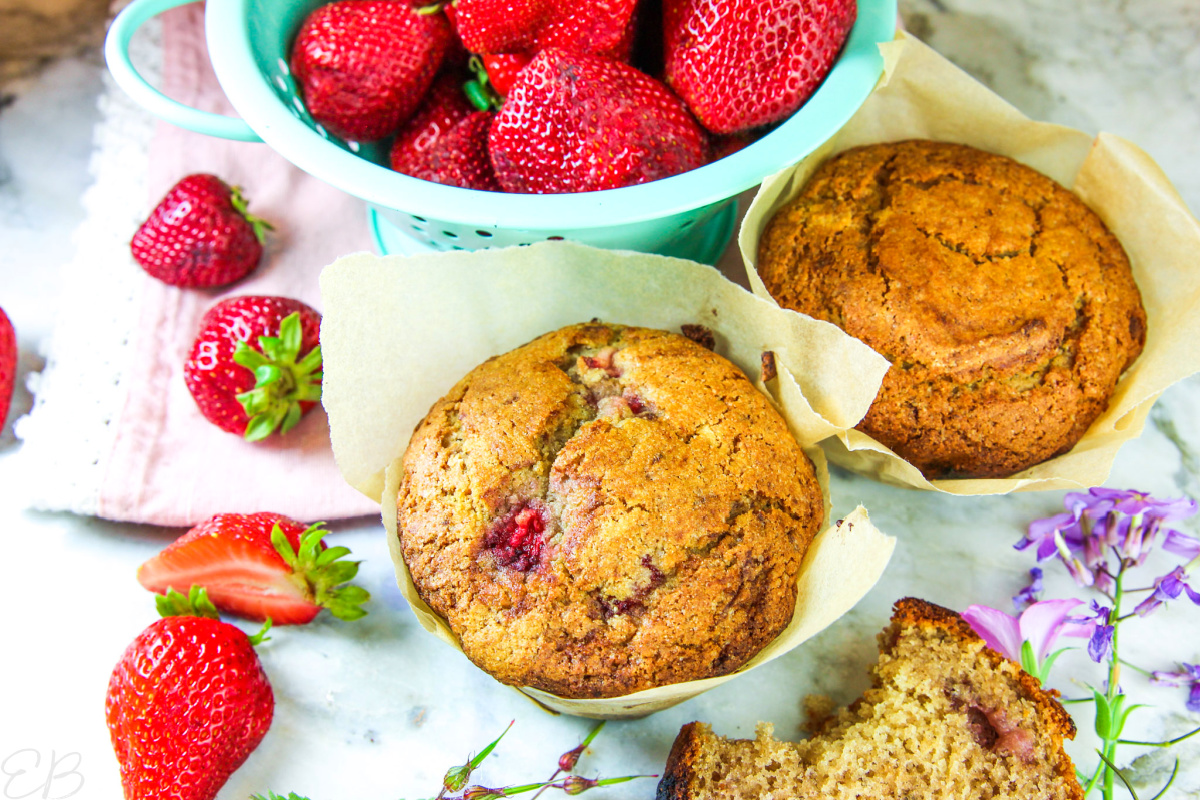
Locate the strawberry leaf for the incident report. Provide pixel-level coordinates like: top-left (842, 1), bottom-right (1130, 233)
top-left (247, 617), bottom-right (273, 647)
top-left (280, 403), bottom-right (303, 435)
top-left (270, 523), bottom-right (371, 621)
top-left (271, 523), bottom-right (298, 564)
top-left (156, 586), bottom-right (221, 620)
top-left (229, 184), bottom-right (274, 245)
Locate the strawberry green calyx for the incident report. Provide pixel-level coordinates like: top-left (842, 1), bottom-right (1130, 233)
top-left (155, 585), bottom-right (221, 619)
top-left (156, 585), bottom-right (273, 643)
top-left (233, 311), bottom-right (323, 442)
top-left (229, 185), bottom-right (274, 245)
top-left (464, 56), bottom-right (503, 112)
top-left (270, 522), bottom-right (370, 621)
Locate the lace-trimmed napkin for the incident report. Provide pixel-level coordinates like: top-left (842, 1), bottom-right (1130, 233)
top-left (14, 6), bottom-right (378, 525)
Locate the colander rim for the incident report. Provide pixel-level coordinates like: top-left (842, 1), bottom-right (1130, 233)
top-left (206, 0), bottom-right (896, 231)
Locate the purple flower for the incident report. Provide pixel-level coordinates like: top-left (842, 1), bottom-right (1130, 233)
top-left (1016, 489), bottom-right (1200, 585)
top-left (1151, 662), bottom-right (1200, 713)
top-left (1013, 567), bottom-right (1044, 612)
top-left (1163, 528), bottom-right (1200, 561)
top-left (1073, 601), bottom-right (1115, 663)
top-left (1134, 566), bottom-right (1200, 617)
top-left (963, 599), bottom-right (1084, 679)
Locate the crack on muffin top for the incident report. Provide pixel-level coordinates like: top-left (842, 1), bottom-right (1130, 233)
top-left (757, 139), bottom-right (1146, 478)
top-left (396, 322), bottom-right (823, 697)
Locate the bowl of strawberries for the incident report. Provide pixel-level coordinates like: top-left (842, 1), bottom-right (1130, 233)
top-left (107, 0), bottom-right (896, 264)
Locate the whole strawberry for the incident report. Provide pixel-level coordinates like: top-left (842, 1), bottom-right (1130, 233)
top-left (184, 296), bottom-right (322, 441)
top-left (664, 0), bottom-right (857, 134)
top-left (488, 49), bottom-right (709, 193)
top-left (454, 0), bottom-right (636, 62)
top-left (130, 174), bottom-right (271, 289)
top-left (0, 308), bottom-right (14, 433)
top-left (106, 587), bottom-right (273, 800)
top-left (389, 71), bottom-right (475, 170)
top-left (481, 53), bottom-right (532, 96)
top-left (138, 512), bottom-right (370, 625)
top-left (291, 0), bottom-right (452, 141)
top-left (395, 110), bottom-right (500, 191)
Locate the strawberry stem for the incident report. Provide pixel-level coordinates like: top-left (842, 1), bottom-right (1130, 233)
top-left (233, 312), bottom-right (322, 441)
top-left (464, 56), bottom-right (503, 112)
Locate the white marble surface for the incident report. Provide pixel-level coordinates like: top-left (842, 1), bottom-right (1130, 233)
top-left (1, 1), bottom-right (1199, 798)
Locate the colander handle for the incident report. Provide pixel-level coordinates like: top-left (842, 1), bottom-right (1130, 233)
top-left (104, 0), bottom-right (262, 142)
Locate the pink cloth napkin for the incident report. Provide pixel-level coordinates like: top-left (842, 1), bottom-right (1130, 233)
top-left (97, 5), bottom-right (378, 525)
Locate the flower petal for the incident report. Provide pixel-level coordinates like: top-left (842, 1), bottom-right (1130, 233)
top-left (963, 605), bottom-right (1024, 662)
top-left (1163, 529), bottom-right (1200, 560)
top-left (1019, 598), bottom-right (1085, 660)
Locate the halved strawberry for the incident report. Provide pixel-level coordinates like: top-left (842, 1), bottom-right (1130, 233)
top-left (137, 512), bottom-right (369, 625)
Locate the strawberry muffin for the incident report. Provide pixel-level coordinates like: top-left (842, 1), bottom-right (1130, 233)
top-left (758, 140), bottom-right (1146, 479)
top-left (395, 322), bottom-right (823, 698)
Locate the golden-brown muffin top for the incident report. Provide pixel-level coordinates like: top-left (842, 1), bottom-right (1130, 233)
top-left (758, 140), bottom-right (1146, 477)
top-left (397, 322), bottom-right (823, 697)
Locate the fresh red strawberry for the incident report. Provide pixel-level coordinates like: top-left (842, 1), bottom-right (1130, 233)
top-left (106, 587), bottom-right (273, 800)
top-left (488, 49), bottom-right (709, 193)
top-left (138, 512), bottom-right (369, 625)
top-left (0, 308), bottom-right (14, 433)
top-left (291, 0), bottom-right (452, 141)
top-left (130, 174), bottom-right (271, 289)
top-left (183, 296), bottom-right (322, 441)
top-left (454, 0), bottom-right (636, 61)
top-left (664, 0), bottom-right (857, 134)
top-left (395, 111), bottom-right (500, 191)
top-left (482, 53), bottom-right (531, 96)
top-left (389, 71), bottom-right (475, 169)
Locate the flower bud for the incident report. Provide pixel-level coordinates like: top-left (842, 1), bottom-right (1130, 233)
top-left (558, 744), bottom-right (586, 773)
top-left (444, 764), bottom-right (471, 793)
top-left (463, 786), bottom-right (504, 800)
top-left (562, 776), bottom-right (598, 796)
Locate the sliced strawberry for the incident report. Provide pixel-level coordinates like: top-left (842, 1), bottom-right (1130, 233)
top-left (137, 512), bottom-right (369, 625)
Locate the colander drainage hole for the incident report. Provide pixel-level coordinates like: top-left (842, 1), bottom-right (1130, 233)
top-left (475, 230), bottom-right (493, 238)
top-left (411, 224), bottom-right (424, 233)
top-left (547, 236), bottom-right (564, 241)
top-left (680, 219), bottom-right (695, 229)
top-left (412, 215), bottom-right (427, 222)
top-left (442, 231), bottom-right (458, 239)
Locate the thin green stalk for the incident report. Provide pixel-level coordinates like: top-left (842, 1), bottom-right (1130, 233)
top-left (1102, 568), bottom-right (1126, 800)
top-left (1118, 726), bottom-right (1200, 747)
top-left (1117, 659), bottom-right (1153, 678)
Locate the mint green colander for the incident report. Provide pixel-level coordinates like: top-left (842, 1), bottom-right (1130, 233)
top-left (106, 0), bottom-right (895, 264)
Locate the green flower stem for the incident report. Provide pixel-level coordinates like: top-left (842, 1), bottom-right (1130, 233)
top-left (1102, 569), bottom-right (1126, 800)
top-left (1117, 659), bottom-right (1154, 678)
top-left (1118, 726), bottom-right (1200, 747)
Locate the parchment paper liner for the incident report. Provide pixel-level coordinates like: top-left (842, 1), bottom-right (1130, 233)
top-left (320, 243), bottom-right (895, 718)
top-left (739, 33), bottom-right (1200, 495)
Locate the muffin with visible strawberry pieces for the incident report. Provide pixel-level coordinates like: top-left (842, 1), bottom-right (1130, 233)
top-left (396, 322), bottom-right (823, 698)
